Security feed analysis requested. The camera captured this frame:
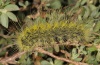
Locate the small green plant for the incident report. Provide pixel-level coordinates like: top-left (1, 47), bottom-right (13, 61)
top-left (0, 0), bottom-right (19, 28)
top-left (18, 1), bottom-right (30, 9)
top-left (68, 0), bottom-right (100, 44)
top-left (41, 59), bottom-right (64, 65)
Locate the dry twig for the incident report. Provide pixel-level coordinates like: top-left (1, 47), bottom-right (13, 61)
top-left (34, 47), bottom-right (89, 65)
top-left (0, 41), bottom-right (99, 65)
top-left (0, 51), bottom-right (26, 65)
top-left (0, 44), bottom-right (16, 53)
top-left (0, 34), bottom-right (16, 38)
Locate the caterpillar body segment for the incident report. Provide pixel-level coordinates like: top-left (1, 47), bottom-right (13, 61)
top-left (17, 21), bottom-right (91, 51)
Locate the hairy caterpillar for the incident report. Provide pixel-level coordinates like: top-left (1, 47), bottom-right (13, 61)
top-left (17, 21), bottom-right (91, 51)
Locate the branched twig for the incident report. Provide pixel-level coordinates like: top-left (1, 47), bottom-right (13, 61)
top-left (0, 44), bottom-right (16, 53)
top-left (0, 34), bottom-right (16, 38)
top-left (34, 47), bottom-right (89, 65)
top-left (60, 50), bottom-right (71, 58)
top-left (0, 41), bottom-right (99, 65)
top-left (0, 51), bottom-right (26, 65)
top-left (93, 32), bottom-right (100, 36)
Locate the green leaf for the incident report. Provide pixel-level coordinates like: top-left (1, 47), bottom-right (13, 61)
top-left (80, 46), bottom-right (85, 50)
top-left (41, 60), bottom-right (51, 65)
top-left (95, 12), bottom-right (100, 18)
top-left (0, 63), bottom-right (3, 65)
top-left (93, 38), bottom-right (100, 44)
top-left (0, 13), bottom-right (9, 28)
top-left (25, 1), bottom-right (30, 6)
top-left (54, 60), bottom-right (63, 65)
top-left (94, 21), bottom-right (100, 32)
top-left (89, 4), bottom-right (96, 11)
top-left (17, 11), bottom-right (26, 20)
top-left (0, 50), bottom-right (6, 56)
top-left (73, 0), bottom-right (81, 8)
top-left (83, 6), bottom-right (90, 19)
top-left (71, 48), bottom-right (79, 59)
top-left (96, 51), bottom-right (100, 61)
top-left (78, 14), bottom-right (82, 21)
top-left (47, 47), bottom-right (53, 53)
top-left (4, 4), bottom-right (19, 11)
top-left (6, 12), bottom-right (18, 22)
top-left (50, 0), bottom-right (61, 9)
top-left (19, 54), bottom-right (27, 65)
top-left (68, 0), bottom-right (76, 5)
top-left (0, 38), bottom-right (6, 44)
top-left (87, 46), bottom-right (97, 53)
top-left (48, 58), bottom-right (54, 65)
top-left (54, 45), bottom-right (59, 52)
top-left (81, 0), bottom-right (87, 5)
top-left (18, 2), bottom-right (25, 7)
top-left (4, 1), bottom-right (10, 6)
top-left (82, 51), bottom-right (87, 55)
top-left (86, 55), bottom-right (98, 65)
top-left (74, 58), bottom-right (82, 62)
top-left (26, 57), bottom-right (32, 65)
top-left (90, 9), bottom-right (99, 18)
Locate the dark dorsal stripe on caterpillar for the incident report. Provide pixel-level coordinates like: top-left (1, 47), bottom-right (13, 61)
top-left (17, 21), bottom-right (91, 51)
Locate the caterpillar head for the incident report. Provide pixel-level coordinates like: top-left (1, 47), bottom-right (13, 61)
top-left (17, 21), bottom-right (91, 51)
